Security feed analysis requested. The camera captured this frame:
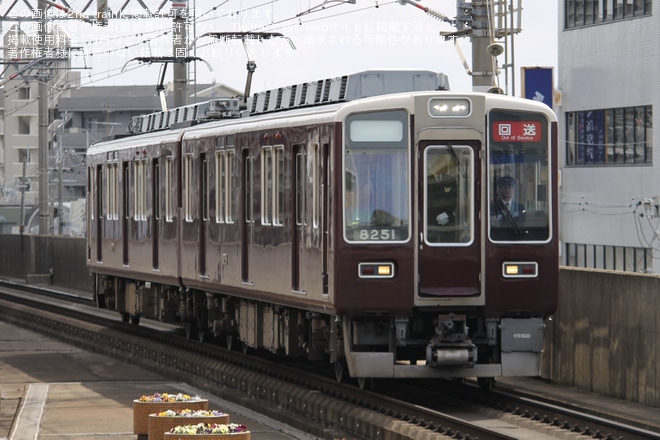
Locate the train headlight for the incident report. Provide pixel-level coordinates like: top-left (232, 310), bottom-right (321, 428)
top-left (358, 262), bottom-right (395, 279)
top-left (428, 98), bottom-right (471, 117)
top-left (502, 262), bottom-right (538, 278)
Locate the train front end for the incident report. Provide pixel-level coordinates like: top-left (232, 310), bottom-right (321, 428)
top-left (333, 92), bottom-right (558, 381)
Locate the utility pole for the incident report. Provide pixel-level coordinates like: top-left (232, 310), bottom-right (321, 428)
top-left (439, 0), bottom-right (522, 94)
top-left (172, 0), bottom-right (189, 108)
top-left (469, 0), bottom-right (495, 92)
top-left (38, 0), bottom-right (51, 235)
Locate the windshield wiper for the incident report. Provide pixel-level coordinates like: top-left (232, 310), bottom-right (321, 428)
top-left (496, 196), bottom-right (525, 236)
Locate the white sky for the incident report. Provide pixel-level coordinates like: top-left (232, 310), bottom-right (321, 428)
top-left (2, 1), bottom-right (558, 97)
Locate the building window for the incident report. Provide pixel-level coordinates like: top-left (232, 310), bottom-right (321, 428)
top-left (18, 87), bottom-right (30, 100)
top-left (18, 116), bottom-right (31, 135)
top-left (18, 148), bottom-right (32, 163)
top-left (565, 0), bottom-right (651, 29)
top-left (565, 105), bottom-right (652, 166)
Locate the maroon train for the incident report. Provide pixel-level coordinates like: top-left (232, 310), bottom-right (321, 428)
top-left (87, 70), bottom-right (558, 385)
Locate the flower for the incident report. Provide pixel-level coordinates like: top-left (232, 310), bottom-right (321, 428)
top-left (155, 409), bottom-right (226, 418)
top-left (137, 393), bottom-right (203, 403)
top-left (169, 423), bottom-right (249, 435)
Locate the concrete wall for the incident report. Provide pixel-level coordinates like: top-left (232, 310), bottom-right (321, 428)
top-left (0, 235), bottom-right (91, 291)
top-left (0, 236), bottom-right (657, 407)
top-left (544, 267), bottom-right (659, 407)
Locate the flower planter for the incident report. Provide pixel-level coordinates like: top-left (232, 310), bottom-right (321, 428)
top-left (133, 396), bottom-right (208, 436)
top-left (163, 434), bottom-right (250, 440)
top-left (163, 423), bottom-right (250, 440)
top-left (148, 411), bottom-right (230, 440)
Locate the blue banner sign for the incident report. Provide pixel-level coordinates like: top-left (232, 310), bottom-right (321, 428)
top-left (522, 67), bottom-right (554, 108)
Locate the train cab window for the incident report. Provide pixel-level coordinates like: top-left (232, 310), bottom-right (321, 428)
top-left (424, 145), bottom-right (474, 245)
top-left (488, 110), bottom-right (551, 242)
top-left (344, 110), bottom-right (410, 243)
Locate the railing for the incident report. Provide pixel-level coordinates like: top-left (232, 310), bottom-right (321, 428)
top-left (563, 242), bottom-right (653, 273)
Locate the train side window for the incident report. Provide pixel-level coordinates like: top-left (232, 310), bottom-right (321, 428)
top-left (165, 156), bottom-right (174, 222)
top-left (311, 143), bottom-right (319, 229)
top-left (123, 163), bottom-right (130, 220)
top-left (112, 163), bottom-right (119, 220)
top-left (295, 150), bottom-right (306, 226)
top-left (215, 151), bottom-right (226, 223)
top-left (201, 154), bottom-right (209, 222)
top-left (88, 167), bottom-right (94, 221)
top-left (274, 145), bottom-right (284, 226)
top-left (226, 149), bottom-right (235, 223)
top-left (133, 161), bottom-right (139, 221)
top-left (261, 146), bottom-right (273, 225)
top-left (134, 159), bottom-right (147, 221)
top-left (105, 163), bottom-right (110, 220)
top-left (97, 165), bottom-right (104, 219)
top-left (184, 154), bottom-right (193, 222)
top-left (105, 162), bottom-right (118, 220)
top-left (245, 155), bottom-right (254, 223)
top-left (153, 159), bottom-right (160, 220)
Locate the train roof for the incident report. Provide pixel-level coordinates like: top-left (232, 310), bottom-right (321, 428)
top-left (87, 69), bottom-right (557, 156)
top-left (125, 69), bottom-right (450, 136)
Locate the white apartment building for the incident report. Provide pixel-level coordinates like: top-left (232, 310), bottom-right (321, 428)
top-left (557, 0), bottom-right (657, 272)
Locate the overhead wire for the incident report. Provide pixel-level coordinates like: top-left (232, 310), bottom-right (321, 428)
top-left (2, 0), bottom-right (448, 89)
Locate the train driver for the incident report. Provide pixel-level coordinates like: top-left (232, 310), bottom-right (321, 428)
top-left (491, 175), bottom-right (525, 218)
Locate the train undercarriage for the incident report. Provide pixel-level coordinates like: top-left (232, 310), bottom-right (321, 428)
top-left (96, 274), bottom-right (546, 383)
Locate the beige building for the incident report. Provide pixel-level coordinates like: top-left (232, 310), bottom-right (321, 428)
top-left (1, 23), bottom-right (79, 211)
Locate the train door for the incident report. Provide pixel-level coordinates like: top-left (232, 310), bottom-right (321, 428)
top-left (292, 144), bottom-right (304, 291)
top-left (122, 162), bottom-right (129, 266)
top-left (292, 142), bottom-right (327, 294)
top-left (320, 142), bottom-right (329, 295)
top-left (95, 165), bottom-right (103, 262)
top-left (152, 159), bottom-right (160, 269)
top-left (241, 149), bottom-right (253, 283)
top-left (417, 142), bottom-right (481, 298)
top-left (199, 153), bottom-right (208, 276)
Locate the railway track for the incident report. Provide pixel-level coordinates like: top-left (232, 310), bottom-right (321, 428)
top-left (0, 280), bottom-right (657, 440)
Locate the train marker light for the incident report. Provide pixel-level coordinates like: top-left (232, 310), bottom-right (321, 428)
top-left (502, 262), bottom-right (538, 278)
top-left (358, 262), bottom-right (395, 279)
top-left (428, 98), bottom-right (470, 117)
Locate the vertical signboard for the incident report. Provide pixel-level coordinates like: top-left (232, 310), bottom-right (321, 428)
top-left (521, 67), bottom-right (554, 108)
